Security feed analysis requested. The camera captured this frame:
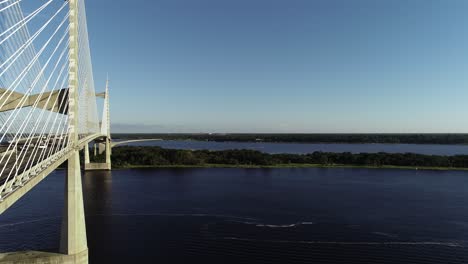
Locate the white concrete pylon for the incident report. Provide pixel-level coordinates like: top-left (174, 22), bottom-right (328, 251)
top-left (60, 0), bottom-right (88, 261)
top-left (100, 78), bottom-right (110, 137)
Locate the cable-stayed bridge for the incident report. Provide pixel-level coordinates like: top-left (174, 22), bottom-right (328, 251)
top-left (0, 0), bottom-right (110, 263)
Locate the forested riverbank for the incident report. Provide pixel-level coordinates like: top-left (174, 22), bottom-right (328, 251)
top-left (91, 146), bottom-right (468, 170)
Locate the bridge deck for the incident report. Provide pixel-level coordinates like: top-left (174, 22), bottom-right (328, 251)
top-left (0, 146), bottom-right (61, 187)
top-left (0, 133), bottom-right (105, 214)
top-left (111, 138), bottom-right (162, 147)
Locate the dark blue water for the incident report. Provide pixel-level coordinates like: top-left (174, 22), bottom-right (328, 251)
top-left (1, 168), bottom-right (468, 263)
top-left (116, 140), bottom-right (468, 155)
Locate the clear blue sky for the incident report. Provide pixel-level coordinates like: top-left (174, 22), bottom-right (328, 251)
top-left (84, 0), bottom-right (468, 133)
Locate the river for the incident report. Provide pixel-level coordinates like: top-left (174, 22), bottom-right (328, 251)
top-left (0, 167), bottom-right (467, 263)
top-left (115, 139), bottom-right (468, 155)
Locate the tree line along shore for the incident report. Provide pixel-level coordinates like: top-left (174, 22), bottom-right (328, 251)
top-left (90, 146), bottom-right (468, 170)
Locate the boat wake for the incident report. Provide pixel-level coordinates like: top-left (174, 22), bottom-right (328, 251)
top-left (372, 232), bottom-right (399, 238)
top-left (0, 216), bottom-right (61, 229)
top-left (222, 237), bottom-right (464, 247)
top-left (90, 212), bottom-right (259, 221)
top-left (232, 220), bottom-right (315, 228)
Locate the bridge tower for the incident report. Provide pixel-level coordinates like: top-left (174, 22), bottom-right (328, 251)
top-left (0, 0), bottom-right (106, 261)
top-left (60, 0), bottom-right (88, 262)
top-left (84, 78), bottom-right (111, 171)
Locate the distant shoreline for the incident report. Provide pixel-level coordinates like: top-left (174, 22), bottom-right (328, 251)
top-left (112, 133), bottom-right (468, 145)
top-left (115, 163), bottom-right (468, 171)
top-left (114, 138), bottom-right (468, 146)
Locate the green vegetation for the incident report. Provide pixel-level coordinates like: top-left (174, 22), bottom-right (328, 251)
top-left (92, 146), bottom-right (468, 170)
top-left (112, 133), bottom-right (468, 145)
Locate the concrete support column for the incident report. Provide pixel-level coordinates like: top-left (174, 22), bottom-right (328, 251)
top-left (98, 143), bottom-right (105, 155)
top-left (84, 145), bottom-right (90, 164)
top-left (105, 138), bottom-right (111, 164)
top-left (60, 151), bottom-right (88, 262)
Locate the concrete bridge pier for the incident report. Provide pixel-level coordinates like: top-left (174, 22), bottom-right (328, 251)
top-left (0, 150), bottom-right (89, 264)
top-left (60, 150), bottom-right (88, 263)
top-left (84, 138), bottom-right (111, 171)
top-left (84, 144), bottom-right (90, 164)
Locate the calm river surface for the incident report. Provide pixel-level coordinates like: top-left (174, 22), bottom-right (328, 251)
top-left (116, 139), bottom-right (468, 155)
top-left (1, 168), bottom-right (468, 263)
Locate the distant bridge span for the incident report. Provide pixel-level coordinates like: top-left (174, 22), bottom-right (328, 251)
top-left (111, 138), bottom-right (162, 147)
